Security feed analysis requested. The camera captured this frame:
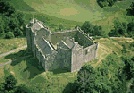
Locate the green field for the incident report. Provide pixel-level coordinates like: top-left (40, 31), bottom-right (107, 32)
top-left (9, 0), bottom-right (134, 33)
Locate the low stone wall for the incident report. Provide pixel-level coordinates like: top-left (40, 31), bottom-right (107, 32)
top-left (83, 43), bottom-right (98, 63)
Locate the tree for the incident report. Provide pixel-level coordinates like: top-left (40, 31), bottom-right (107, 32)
top-left (93, 25), bottom-right (102, 36)
top-left (127, 21), bottom-right (134, 37)
top-left (0, 0), bottom-right (26, 39)
top-left (15, 84), bottom-right (31, 93)
top-left (81, 21), bottom-right (94, 34)
top-left (126, 2), bottom-right (134, 16)
top-left (73, 53), bottom-right (125, 93)
top-left (4, 75), bottom-right (17, 91)
top-left (122, 56), bottom-right (134, 80)
top-left (0, 0), bottom-right (15, 16)
top-left (5, 32), bottom-right (14, 39)
top-left (74, 65), bottom-right (96, 93)
top-left (0, 83), bottom-right (5, 92)
top-left (108, 21), bottom-right (129, 37)
top-left (81, 21), bottom-right (102, 36)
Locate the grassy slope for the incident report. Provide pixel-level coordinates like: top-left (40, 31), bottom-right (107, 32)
top-left (23, 0), bottom-right (103, 22)
top-left (9, 0), bottom-right (82, 31)
top-left (0, 38), bottom-right (26, 54)
top-left (88, 38), bottom-right (134, 67)
top-left (9, 0), bottom-right (133, 33)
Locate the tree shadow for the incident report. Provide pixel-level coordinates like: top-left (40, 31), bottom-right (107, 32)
top-left (5, 50), bottom-right (44, 79)
top-left (24, 56), bottom-right (44, 79)
top-left (50, 67), bottom-right (70, 75)
top-left (5, 50), bottom-right (29, 66)
top-left (62, 82), bottom-right (76, 93)
top-left (126, 9), bottom-right (134, 16)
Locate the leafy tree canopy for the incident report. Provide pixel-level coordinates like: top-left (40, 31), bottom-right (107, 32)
top-left (73, 53), bottom-right (127, 93)
top-left (81, 21), bottom-right (102, 36)
top-left (126, 2), bottom-right (134, 16)
top-left (0, 0), bottom-right (26, 39)
top-left (108, 20), bottom-right (134, 37)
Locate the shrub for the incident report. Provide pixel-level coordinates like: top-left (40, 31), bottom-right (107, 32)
top-left (5, 32), bottom-right (15, 39)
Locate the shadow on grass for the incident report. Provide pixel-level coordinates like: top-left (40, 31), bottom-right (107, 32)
top-left (63, 82), bottom-right (76, 93)
top-left (50, 67), bottom-right (70, 75)
top-left (5, 50), bottom-right (44, 79)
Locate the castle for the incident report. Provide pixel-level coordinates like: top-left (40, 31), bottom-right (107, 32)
top-left (26, 19), bottom-right (98, 72)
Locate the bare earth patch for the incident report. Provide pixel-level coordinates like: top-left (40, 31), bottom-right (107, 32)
top-left (59, 7), bottom-right (79, 16)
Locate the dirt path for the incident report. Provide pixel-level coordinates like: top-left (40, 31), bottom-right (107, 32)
top-left (0, 45), bottom-right (27, 58)
top-left (0, 60), bottom-right (12, 68)
top-left (110, 37), bottom-right (134, 42)
top-left (0, 45), bottom-right (27, 67)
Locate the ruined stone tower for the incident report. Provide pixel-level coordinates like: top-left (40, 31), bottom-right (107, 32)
top-left (26, 19), bottom-right (98, 72)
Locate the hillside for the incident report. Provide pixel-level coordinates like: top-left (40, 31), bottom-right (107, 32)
top-left (9, 0), bottom-right (134, 33)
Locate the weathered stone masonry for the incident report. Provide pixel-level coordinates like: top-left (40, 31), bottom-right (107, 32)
top-left (26, 19), bottom-right (98, 72)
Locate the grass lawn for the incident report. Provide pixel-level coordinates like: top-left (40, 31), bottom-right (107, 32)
top-left (0, 57), bottom-right (9, 63)
top-left (0, 67), bottom-right (5, 83)
top-left (0, 38), bottom-right (26, 54)
top-left (90, 38), bottom-right (134, 67)
top-left (20, 0), bottom-right (103, 22)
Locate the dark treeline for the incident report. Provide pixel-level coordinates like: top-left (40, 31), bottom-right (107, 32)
top-left (0, 0), bottom-right (25, 39)
top-left (108, 20), bottom-right (134, 38)
top-left (81, 20), bottom-right (134, 38)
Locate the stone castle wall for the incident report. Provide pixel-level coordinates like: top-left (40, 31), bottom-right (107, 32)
top-left (71, 42), bottom-right (98, 72)
top-left (83, 43), bottom-right (98, 63)
top-left (26, 19), bottom-right (98, 72)
top-left (71, 42), bottom-right (84, 72)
